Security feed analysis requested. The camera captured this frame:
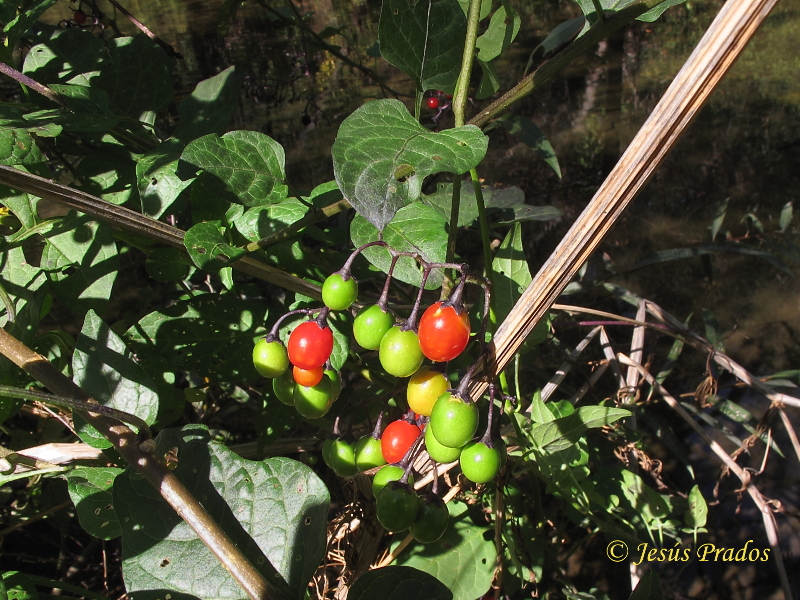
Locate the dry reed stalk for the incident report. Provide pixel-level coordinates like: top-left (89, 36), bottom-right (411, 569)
top-left (469, 0), bottom-right (782, 401)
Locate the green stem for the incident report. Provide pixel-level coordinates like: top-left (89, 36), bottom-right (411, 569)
top-left (445, 174), bottom-right (462, 269)
top-left (468, 0), bottom-right (669, 129)
top-left (453, 0), bottom-right (483, 127)
top-left (591, 0), bottom-right (606, 23)
top-left (470, 168), bottom-right (493, 275)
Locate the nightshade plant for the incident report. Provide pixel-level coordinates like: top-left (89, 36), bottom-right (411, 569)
top-left (2, 0), bottom-right (791, 600)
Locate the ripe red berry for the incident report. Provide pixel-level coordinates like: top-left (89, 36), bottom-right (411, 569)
top-left (427, 97), bottom-right (440, 110)
top-left (287, 320), bottom-right (334, 370)
top-left (381, 420), bottom-right (421, 464)
top-left (73, 10), bottom-right (87, 24)
top-left (418, 302), bottom-right (471, 362)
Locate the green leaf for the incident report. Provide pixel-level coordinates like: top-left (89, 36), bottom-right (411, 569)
top-left (531, 406), bottom-right (630, 453)
top-left (778, 201), bottom-right (793, 233)
top-left (475, 59), bottom-right (500, 100)
top-left (475, 5), bottom-right (521, 62)
top-left (135, 67), bottom-right (242, 218)
top-left (0, 129), bottom-right (37, 166)
top-left (39, 212), bottom-right (119, 314)
top-left (684, 484), bottom-right (708, 529)
top-left (350, 201), bottom-right (448, 289)
top-left (485, 114), bottom-right (561, 178)
top-left (701, 308), bottom-right (724, 352)
top-left (395, 502), bottom-right (494, 600)
top-left (378, 0), bottom-right (466, 93)
top-left (2, 0), bottom-right (56, 51)
top-left (333, 99), bottom-right (487, 231)
top-left (175, 66), bottom-right (242, 141)
top-left (94, 36), bottom-right (175, 119)
top-left (710, 197), bottom-right (728, 241)
top-left (630, 242), bottom-right (793, 276)
top-left (184, 221), bottom-right (245, 271)
top-left (349, 566), bottom-right (452, 600)
top-left (628, 571), bottom-right (663, 600)
top-left (114, 424), bottom-right (329, 600)
top-left (422, 181), bottom-right (560, 227)
top-left (456, 0), bottom-right (491, 20)
top-left (64, 467), bottom-right (123, 539)
top-left (75, 145), bottom-right (140, 205)
top-left (492, 223), bottom-right (532, 325)
top-left (1, 571), bottom-right (38, 600)
top-left (23, 28), bottom-right (104, 87)
top-left (123, 294), bottom-right (269, 383)
top-left (72, 310), bottom-right (159, 448)
top-left (178, 131), bottom-right (288, 207)
top-left (144, 247), bottom-right (192, 282)
top-left (528, 389), bottom-right (553, 423)
top-left (233, 199), bottom-right (308, 242)
top-left (574, 0), bottom-right (686, 32)
top-left (530, 17), bottom-right (584, 61)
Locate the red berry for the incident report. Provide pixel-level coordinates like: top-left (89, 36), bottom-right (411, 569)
top-left (73, 10), bottom-right (87, 24)
top-left (293, 365), bottom-right (324, 387)
top-left (381, 420), bottom-right (421, 464)
top-left (427, 97), bottom-right (440, 110)
top-left (418, 302), bottom-right (471, 362)
top-left (287, 320), bottom-right (334, 369)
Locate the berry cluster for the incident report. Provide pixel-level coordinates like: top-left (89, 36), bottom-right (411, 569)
top-left (253, 242), bottom-right (506, 543)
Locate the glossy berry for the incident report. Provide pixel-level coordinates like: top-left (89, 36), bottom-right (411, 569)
top-left (372, 465), bottom-right (414, 497)
top-left (353, 305), bottom-right (394, 350)
top-left (272, 370), bottom-right (296, 406)
top-left (287, 321), bottom-right (333, 369)
top-left (429, 392), bottom-right (478, 448)
top-left (427, 96), bottom-right (439, 110)
top-left (354, 435), bottom-right (387, 471)
top-left (381, 419), bottom-right (421, 464)
top-left (293, 365), bottom-right (323, 387)
top-left (418, 302), bottom-right (471, 362)
top-left (379, 326), bottom-right (424, 378)
top-left (252, 338), bottom-right (289, 378)
top-left (73, 9), bottom-right (87, 24)
top-left (293, 374), bottom-right (334, 419)
top-left (410, 495), bottom-right (449, 544)
top-left (460, 441), bottom-right (502, 483)
top-left (323, 437), bottom-right (358, 477)
top-left (407, 367), bottom-right (449, 417)
top-left (322, 273), bottom-right (358, 311)
top-left (376, 483), bottom-right (419, 532)
top-left (424, 424), bottom-right (462, 464)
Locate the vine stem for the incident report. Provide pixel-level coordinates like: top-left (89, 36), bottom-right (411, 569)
top-left (452, 0), bottom-right (482, 127)
top-left (0, 327), bottom-right (281, 600)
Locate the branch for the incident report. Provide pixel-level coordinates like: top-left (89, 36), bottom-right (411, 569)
top-left (0, 62), bottom-right (67, 108)
top-left (0, 327), bottom-right (283, 600)
top-left (0, 165), bottom-right (323, 301)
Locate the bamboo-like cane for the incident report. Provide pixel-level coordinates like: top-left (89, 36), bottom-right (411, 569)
top-left (469, 0), bottom-right (781, 399)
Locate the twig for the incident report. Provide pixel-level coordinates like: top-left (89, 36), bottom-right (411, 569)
top-left (538, 326), bottom-right (601, 405)
top-left (466, 0), bottom-right (782, 403)
top-left (777, 408), bottom-right (800, 465)
top-left (618, 353), bottom-right (793, 600)
top-left (0, 165), bottom-right (323, 301)
top-left (104, 0), bottom-right (183, 59)
top-left (0, 62), bottom-right (67, 108)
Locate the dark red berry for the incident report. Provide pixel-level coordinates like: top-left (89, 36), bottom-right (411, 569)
top-left (74, 10), bottom-right (87, 24)
top-left (427, 97), bottom-right (440, 110)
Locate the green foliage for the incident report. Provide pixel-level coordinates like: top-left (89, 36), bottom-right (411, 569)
top-left (114, 425), bottom-right (329, 600)
top-left (0, 0), bottom-right (755, 598)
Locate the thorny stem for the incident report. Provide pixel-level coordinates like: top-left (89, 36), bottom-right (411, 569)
top-left (0, 384), bottom-right (151, 438)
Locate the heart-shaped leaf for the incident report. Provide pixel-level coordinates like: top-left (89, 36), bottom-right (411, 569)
top-left (333, 99), bottom-right (487, 231)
